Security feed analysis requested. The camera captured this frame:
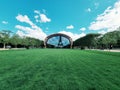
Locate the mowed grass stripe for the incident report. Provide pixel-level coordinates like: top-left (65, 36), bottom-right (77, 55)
top-left (77, 50), bottom-right (120, 89)
top-left (76, 53), bottom-right (120, 89)
top-left (0, 49), bottom-right (120, 90)
top-left (61, 50), bottom-right (120, 89)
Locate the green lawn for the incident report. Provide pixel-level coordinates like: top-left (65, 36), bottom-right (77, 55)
top-left (0, 49), bottom-right (120, 90)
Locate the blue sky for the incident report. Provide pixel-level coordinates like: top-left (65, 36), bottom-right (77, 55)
top-left (0, 0), bottom-right (120, 40)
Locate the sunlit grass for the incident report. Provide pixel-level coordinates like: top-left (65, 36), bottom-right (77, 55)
top-left (0, 49), bottom-right (120, 90)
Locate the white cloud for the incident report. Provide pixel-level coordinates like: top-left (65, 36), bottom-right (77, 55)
top-left (16, 25), bottom-right (46, 40)
top-left (59, 31), bottom-right (86, 41)
top-left (80, 27), bottom-right (86, 31)
top-left (34, 15), bottom-right (39, 22)
top-left (15, 14), bottom-right (47, 40)
top-left (16, 14), bottom-right (33, 26)
top-left (89, 0), bottom-right (120, 33)
top-left (16, 30), bottom-right (26, 37)
top-left (34, 15), bottom-right (39, 19)
top-left (40, 14), bottom-right (51, 23)
top-left (2, 21), bottom-right (8, 24)
top-left (66, 25), bottom-right (74, 29)
top-left (34, 10), bottom-right (40, 14)
top-left (98, 30), bottom-right (107, 34)
top-left (16, 25), bottom-right (33, 32)
top-left (34, 10), bottom-right (51, 23)
top-left (86, 8), bottom-right (91, 12)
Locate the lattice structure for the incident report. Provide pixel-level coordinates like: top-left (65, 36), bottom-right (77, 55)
top-left (44, 33), bottom-right (73, 48)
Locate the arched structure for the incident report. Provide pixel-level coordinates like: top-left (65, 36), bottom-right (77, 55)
top-left (44, 33), bottom-right (73, 48)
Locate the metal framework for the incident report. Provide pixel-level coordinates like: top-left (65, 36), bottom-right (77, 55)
top-left (44, 33), bottom-right (73, 48)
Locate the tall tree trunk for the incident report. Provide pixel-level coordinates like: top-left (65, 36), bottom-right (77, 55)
top-left (15, 45), bottom-right (17, 48)
top-left (3, 43), bottom-right (6, 49)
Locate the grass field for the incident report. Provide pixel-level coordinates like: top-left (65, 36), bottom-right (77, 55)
top-left (0, 49), bottom-right (120, 90)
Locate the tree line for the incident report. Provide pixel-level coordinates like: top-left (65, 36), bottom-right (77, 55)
top-left (73, 28), bottom-right (120, 49)
top-left (0, 30), bottom-right (44, 49)
top-left (0, 28), bottom-right (120, 49)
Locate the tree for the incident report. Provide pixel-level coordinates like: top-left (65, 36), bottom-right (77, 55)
top-left (0, 30), bottom-right (44, 49)
top-left (19, 36), bottom-right (43, 48)
top-left (0, 30), bottom-right (12, 48)
top-left (100, 30), bottom-right (120, 48)
top-left (26, 37), bottom-right (43, 48)
top-left (20, 37), bottom-right (30, 48)
top-left (74, 33), bottom-right (100, 49)
top-left (10, 34), bottom-right (21, 48)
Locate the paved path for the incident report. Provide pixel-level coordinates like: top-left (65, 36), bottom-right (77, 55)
top-left (103, 49), bottom-right (120, 52)
top-left (0, 48), bottom-right (9, 50)
top-left (0, 48), bottom-right (120, 52)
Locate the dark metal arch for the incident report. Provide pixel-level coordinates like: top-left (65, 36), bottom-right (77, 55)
top-left (44, 33), bottom-right (73, 48)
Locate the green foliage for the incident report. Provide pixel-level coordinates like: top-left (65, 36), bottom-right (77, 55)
top-left (0, 31), bottom-right (43, 48)
top-left (0, 30), bottom-right (12, 48)
top-left (101, 30), bottom-right (120, 45)
top-left (74, 33), bottom-right (100, 48)
top-left (74, 29), bottom-right (120, 49)
top-left (21, 37), bottom-right (43, 48)
top-left (10, 34), bottom-right (21, 47)
top-left (0, 30), bottom-right (11, 42)
top-left (0, 49), bottom-right (120, 90)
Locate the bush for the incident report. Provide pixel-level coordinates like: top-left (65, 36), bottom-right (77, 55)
top-left (81, 47), bottom-right (85, 50)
